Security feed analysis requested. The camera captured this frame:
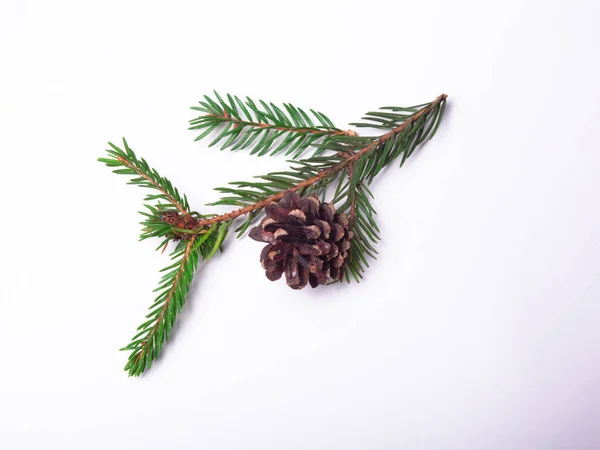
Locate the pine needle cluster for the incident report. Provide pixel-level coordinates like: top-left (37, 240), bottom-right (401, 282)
top-left (99, 91), bottom-right (447, 376)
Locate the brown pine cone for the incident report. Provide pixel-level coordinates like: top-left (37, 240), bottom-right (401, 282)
top-left (249, 191), bottom-right (353, 290)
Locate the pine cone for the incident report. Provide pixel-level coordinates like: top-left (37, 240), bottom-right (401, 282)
top-left (249, 191), bottom-right (353, 290)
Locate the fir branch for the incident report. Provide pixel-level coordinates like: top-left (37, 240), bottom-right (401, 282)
top-left (189, 91), bottom-right (357, 158)
top-left (100, 139), bottom-right (234, 376)
top-left (121, 236), bottom-right (199, 376)
top-left (208, 154), bottom-right (354, 237)
top-left (349, 102), bottom-right (431, 130)
top-left (99, 92), bottom-right (448, 376)
top-left (98, 139), bottom-right (191, 216)
top-left (341, 183), bottom-right (380, 282)
top-left (98, 139), bottom-right (212, 248)
top-left (121, 221), bottom-right (231, 376)
top-left (185, 94), bottom-right (446, 281)
top-left (185, 94), bottom-right (447, 232)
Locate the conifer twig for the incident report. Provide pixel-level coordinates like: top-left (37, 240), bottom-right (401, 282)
top-left (99, 91), bottom-right (448, 376)
top-left (116, 156), bottom-right (189, 216)
top-left (189, 92), bottom-right (356, 158)
top-left (125, 235), bottom-right (197, 375)
top-left (188, 94), bottom-right (447, 230)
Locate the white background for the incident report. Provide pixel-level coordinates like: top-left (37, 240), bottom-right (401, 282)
top-left (1, 0), bottom-right (599, 448)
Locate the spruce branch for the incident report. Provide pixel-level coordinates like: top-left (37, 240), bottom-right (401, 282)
top-left (120, 221), bottom-right (230, 377)
top-left (186, 93), bottom-right (446, 281)
top-left (100, 141), bottom-right (232, 375)
top-left (186, 94), bottom-right (447, 231)
top-left (341, 183), bottom-right (380, 282)
top-left (99, 92), bottom-right (448, 375)
top-left (121, 236), bottom-right (200, 376)
top-left (189, 91), bottom-right (357, 158)
top-left (349, 101), bottom-right (431, 130)
top-left (99, 139), bottom-right (192, 216)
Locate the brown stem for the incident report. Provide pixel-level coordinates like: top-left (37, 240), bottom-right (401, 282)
top-left (194, 94), bottom-right (447, 230)
top-left (347, 162), bottom-right (357, 226)
top-left (208, 114), bottom-right (357, 137)
top-left (336, 150), bottom-right (357, 225)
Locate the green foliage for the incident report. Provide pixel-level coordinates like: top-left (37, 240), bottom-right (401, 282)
top-left (341, 183), bottom-right (380, 282)
top-left (98, 139), bottom-right (192, 216)
top-left (100, 139), bottom-right (232, 375)
top-left (99, 93), bottom-right (448, 376)
top-left (99, 139), bottom-right (211, 249)
top-left (352, 100), bottom-right (446, 183)
top-left (189, 91), bottom-right (344, 158)
top-left (329, 165), bottom-right (380, 282)
top-left (121, 221), bottom-right (230, 377)
top-left (313, 97), bottom-right (446, 281)
top-left (197, 96), bottom-right (445, 277)
top-left (210, 153), bottom-right (349, 237)
top-left (349, 102), bottom-right (431, 130)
